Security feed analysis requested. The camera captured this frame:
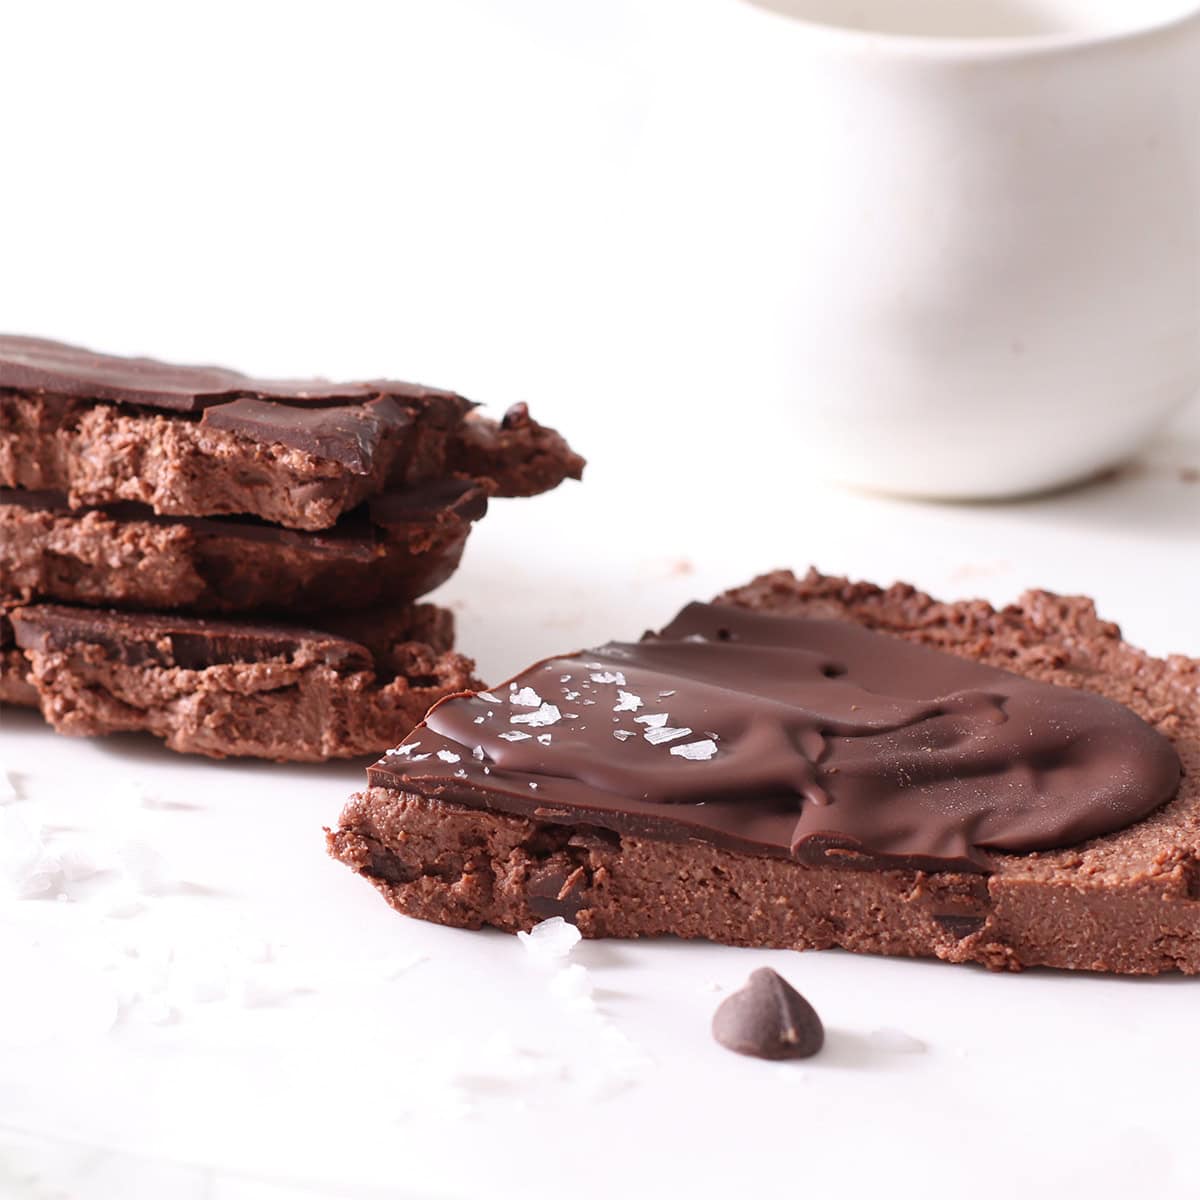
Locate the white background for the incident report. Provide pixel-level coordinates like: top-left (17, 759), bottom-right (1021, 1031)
top-left (2, 2), bottom-right (1199, 1198)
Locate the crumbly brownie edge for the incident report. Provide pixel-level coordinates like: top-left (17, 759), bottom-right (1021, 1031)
top-left (8, 607), bottom-right (481, 762)
top-left (328, 788), bottom-right (1200, 975)
top-left (0, 501), bottom-right (470, 613)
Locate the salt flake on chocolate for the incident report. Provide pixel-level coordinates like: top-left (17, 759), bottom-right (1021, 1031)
top-left (472, 746), bottom-right (487, 761)
top-left (564, 691), bottom-right (581, 701)
top-left (644, 726), bottom-right (692, 746)
top-left (613, 730), bottom-right (635, 742)
top-left (613, 690), bottom-right (644, 713)
top-left (436, 750), bottom-right (461, 764)
top-left (477, 692), bottom-right (501, 704)
top-left (635, 713), bottom-right (668, 728)
top-left (498, 731), bottom-right (532, 742)
top-left (590, 671), bottom-right (626, 686)
top-left (537, 734), bottom-right (552, 746)
top-left (671, 739), bottom-right (718, 761)
top-left (511, 703), bottom-right (562, 728)
top-left (388, 742), bottom-right (420, 757)
top-left (473, 716), bottom-right (486, 725)
top-left (510, 687), bottom-right (543, 708)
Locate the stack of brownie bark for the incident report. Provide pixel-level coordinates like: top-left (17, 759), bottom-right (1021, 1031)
top-left (0, 336), bottom-right (582, 761)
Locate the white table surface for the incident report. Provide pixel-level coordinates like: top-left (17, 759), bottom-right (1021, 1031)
top-left (3, 2), bottom-right (1200, 1197)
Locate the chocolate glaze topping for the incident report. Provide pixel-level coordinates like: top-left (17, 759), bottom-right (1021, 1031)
top-left (0, 334), bottom-right (466, 414)
top-left (368, 603), bottom-right (1182, 871)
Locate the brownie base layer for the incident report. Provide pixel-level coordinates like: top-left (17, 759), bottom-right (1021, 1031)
top-left (1, 393), bottom-right (582, 531)
top-left (5, 602), bottom-right (481, 762)
top-left (328, 569), bottom-right (1200, 975)
top-left (0, 484), bottom-right (483, 613)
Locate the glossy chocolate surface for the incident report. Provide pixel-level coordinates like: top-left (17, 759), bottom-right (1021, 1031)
top-left (368, 603), bottom-right (1181, 871)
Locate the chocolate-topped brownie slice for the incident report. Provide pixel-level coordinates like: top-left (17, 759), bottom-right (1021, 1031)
top-left (0, 480), bottom-right (487, 614)
top-left (7, 600), bottom-right (480, 761)
top-left (328, 569), bottom-right (1200, 975)
top-left (0, 336), bottom-right (582, 530)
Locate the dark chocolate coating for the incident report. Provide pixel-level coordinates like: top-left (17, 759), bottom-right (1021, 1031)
top-left (10, 605), bottom-right (372, 672)
top-left (368, 603), bottom-right (1181, 871)
top-left (711, 969), bottom-right (824, 1060)
top-left (0, 334), bottom-right (464, 414)
top-left (200, 397), bottom-right (414, 472)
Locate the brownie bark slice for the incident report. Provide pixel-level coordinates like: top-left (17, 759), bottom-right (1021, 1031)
top-left (0, 337), bottom-right (583, 530)
top-left (327, 569), bottom-right (1200, 975)
top-left (0, 481), bottom-right (487, 614)
top-left (7, 601), bottom-right (480, 762)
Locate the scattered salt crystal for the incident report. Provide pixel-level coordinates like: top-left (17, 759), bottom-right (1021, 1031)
top-left (409, 753), bottom-right (431, 762)
top-left (560, 674), bottom-right (572, 683)
top-left (589, 671), bottom-right (626, 686)
top-left (563, 691), bottom-right (581, 701)
top-left (537, 734), bottom-right (552, 746)
top-left (562, 713), bottom-right (580, 720)
top-left (584, 662), bottom-right (603, 670)
top-left (684, 633), bottom-right (707, 643)
top-left (511, 703), bottom-right (561, 728)
top-left (472, 746), bottom-right (487, 761)
top-left (658, 690), bottom-right (677, 698)
top-left (867, 1027), bottom-right (927, 1054)
top-left (58, 849), bottom-right (101, 884)
top-left (0, 811), bottom-right (61, 898)
top-left (670, 739), bottom-right (719, 762)
top-left (436, 750), bottom-right (462, 763)
top-left (473, 716), bottom-right (486, 725)
top-left (389, 742), bottom-right (420, 757)
top-left (518, 917), bottom-right (581, 962)
top-left (643, 726), bottom-right (692, 746)
top-left (510, 687), bottom-right (543, 708)
top-left (549, 964), bottom-right (596, 1011)
top-left (529, 782), bottom-right (539, 790)
top-left (498, 731), bottom-right (532, 742)
top-left (116, 840), bottom-right (172, 893)
top-left (476, 692), bottom-right (501, 704)
top-left (613, 730), bottom-right (635, 742)
top-left (634, 713), bottom-right (668, 728)
top-left (483, 767), bottom-right (491, 774)
top-left (613, 690), bottom-right (644, 713)
top-left (455, 769), bottom-right (468, 779)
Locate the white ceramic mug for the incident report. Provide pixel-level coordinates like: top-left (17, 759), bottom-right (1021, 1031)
top-left (663, 0), bottom-right (1200, 498)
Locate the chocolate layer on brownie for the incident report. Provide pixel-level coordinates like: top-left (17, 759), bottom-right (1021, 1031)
top-left (0, 481), bottom-right (486, 613)
top-left (7, 601), bottom-right (480, 761)
top-left (329, 570), bottom-right (1200, 974)
top-left (0, 337), bottom-right (583, 530)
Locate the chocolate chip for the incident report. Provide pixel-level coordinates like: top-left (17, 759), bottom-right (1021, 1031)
top-left (711, 967), bottom-right (824, 1060)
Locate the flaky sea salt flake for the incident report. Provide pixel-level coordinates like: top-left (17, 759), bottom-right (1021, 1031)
top-left (589, 671), bottom-right (626, 686)
top-left (436, 750), bottom-right (461, 763)
top-left (472, 745), bottom-right (487, 760)
top-left (510, 687), bottom-right (543, 708)
top-left (644, 726), bottom-right (692, 746)
top-left (537, 734), bottom-right (552, 746)
top-left (388, 742), bottom-right (420, 757)
top-left (476, 691), bottom-right (501, 704)
top-left (613, 730), bottom-right (635, 741)
top-left (613, 690), bottom-right (644, 713)
top-left (634, 713), bottom-right (668, 728)
top-left (511, 703), bottom-right (562, 728)
top-left (498, 731), bottom-right (532, 742)
top-left (518, 916), bottom-right (582, 962)
top-left (671, 739), bottom-right (719, 762)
